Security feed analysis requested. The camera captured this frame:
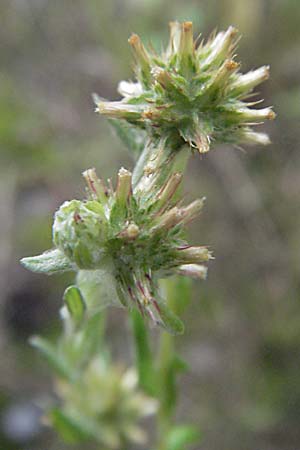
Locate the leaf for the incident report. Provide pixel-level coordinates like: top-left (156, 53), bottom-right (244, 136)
top-left (79, 312), bottom-right (106, 363)
top-left (30, 336), bottom-right (73, 380)
top-left (156, 298), bottom-right (184, 335)
top-left (49, 408), bottom-right (90, 443)
top-left (63, 286), bottom-right (86, 326)
top-left (172, 354), bottom-right (189, 373)
top-left (165, 425), bottom-right (201, 450)
top-left (50, 408), bottom-right (120, 448)
top-left (108, 118), bottom-right (145, 156)
top-left (161, 277), bottom-right (192, 315)
top-left (20, 248), bottom-right (73, 274)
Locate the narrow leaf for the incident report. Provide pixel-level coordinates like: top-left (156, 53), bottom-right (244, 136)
top-left (49, 408), bottom-right (90, 443)
top-left (156, 298), bottom-right (184, 335)
top-left (161, 276), bottom-right (192, 315)
top-left (30, 336), bottom-right (72, 380)
top-left (108, 119), bottom-right (145, 156)
top-left (79, 312), bottom-right (106, 363)
top-left (20, 248), bottom-right (73, 274)
top-left (63, 286), bottom-right (86, 325)
top-left (165, 425), bottom-right (201, 450)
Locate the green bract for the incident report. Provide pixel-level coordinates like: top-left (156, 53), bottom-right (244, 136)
top-left (96, 22), bottom-right (274, 153)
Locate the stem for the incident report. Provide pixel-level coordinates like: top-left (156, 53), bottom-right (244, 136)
top-left (156, 276), bottom-right (192, 449)
top-left (157, 330), bottom-right (176, 447)
top-left (133, 137), bottom-right (189, 192)
top-left (130, 309), bottom-right (156, 396)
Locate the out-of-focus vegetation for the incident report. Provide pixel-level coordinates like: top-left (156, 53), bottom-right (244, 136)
top-left (0, 1), bottom-right (299, 449)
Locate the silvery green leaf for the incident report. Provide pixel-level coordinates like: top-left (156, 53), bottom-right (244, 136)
top-left (63, 286), bottom-right (86, 326)
top-left (20, 249), bottom-right (73, 274)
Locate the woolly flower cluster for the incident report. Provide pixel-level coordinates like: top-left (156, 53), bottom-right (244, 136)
top-left (96, 22), bottom-right (275, 153)
top-left (58, 166), bottom-right (210, 333)
top-left (22, 153), bottom-right (211, 334)
top-left (51, 360), bottom-right (157, 448)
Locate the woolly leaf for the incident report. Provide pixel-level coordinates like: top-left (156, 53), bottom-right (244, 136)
top-left (20, 249), bottom-right (73, 274)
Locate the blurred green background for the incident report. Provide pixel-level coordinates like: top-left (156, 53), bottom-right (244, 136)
top-left (0, 0), bottom-right (299, 449)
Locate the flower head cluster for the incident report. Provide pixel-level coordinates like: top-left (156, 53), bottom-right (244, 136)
top-left (22, 153), bottom-right (211, 333)
top-left (96, 22), bottom-right (274, 153)
top-left (61, 165), bottom-right (210, 332)
top-left (51, 359), bottom-right (157, 448)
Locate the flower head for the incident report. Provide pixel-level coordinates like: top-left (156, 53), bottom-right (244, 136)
top-left (22, 156), bottom-right (211, 334)
top-left (51, 358), bottom-right (157, 448)
top-left (95, 22), bottom-right (275, 153)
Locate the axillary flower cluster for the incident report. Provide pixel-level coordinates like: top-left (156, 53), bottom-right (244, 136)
top-left (21, 21), bottom-right (273, 334)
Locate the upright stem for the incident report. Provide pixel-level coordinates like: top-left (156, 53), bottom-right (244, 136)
top-left (156, 276), bottom-right (192, 449)
top-left (157, 329), bottom-right (176, 448)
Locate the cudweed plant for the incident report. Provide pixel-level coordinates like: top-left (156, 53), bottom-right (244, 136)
top-left (21, 21), bottom-right (274, 450)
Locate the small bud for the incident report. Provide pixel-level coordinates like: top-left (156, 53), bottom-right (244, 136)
top-left (118, 222), bottom-right (139, 240)
top-left (230, 65), bottom-right (270, 97)
top-left (204, 59), bottom-right (239, 98)
top-left (152, 67), bottom-right (172, 90)
top-left (193, 129), bottom-right (211, 154)
top-left (202, 26), bottom-right (238, 68)
top-left (178, 22), bottom-right (194, 75)
top-left (96, 100), bottom-right (143, 120)
top-left (154, 172), bottom-right (182, 211)
top-left (177, 263), bottom-right (208, 279)
top-left (235, 106), bottom-right (276, 122)
top-left (82, 168), bottom-right (108, 204)
top-left (176, 246), bottom-right (212, 263)
top-left (167, 21), bottom-right (182, 55)
top-left (181, 198), bottom-right (205, 223)
top-left (118, 80), bottom-right (143, 97)
top-left (239, 130), bottom-right (271, 146)
top-left (151, 207), bottom-right (184, 233)
top-left (129, 34), bottom-right (152, 88)
top-left (116, 167), bottom-right (132, 206)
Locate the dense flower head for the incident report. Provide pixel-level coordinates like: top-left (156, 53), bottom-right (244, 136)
top-left (95, 22), bottom-right (275, 153)
top-left (51, 358), bottom-right (157, 448)
top-left (51, 163), bottom-right (211, 333)
top-left (22, 143), bottom-right (211, 334)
